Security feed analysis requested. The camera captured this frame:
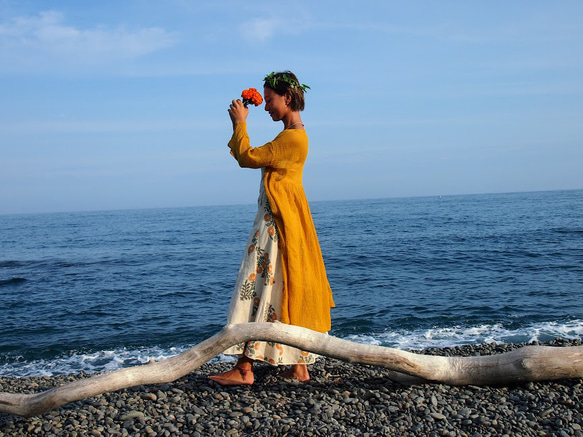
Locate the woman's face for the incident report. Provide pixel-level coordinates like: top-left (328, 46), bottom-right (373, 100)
top-left (263, 87), bottom-right (290, 121)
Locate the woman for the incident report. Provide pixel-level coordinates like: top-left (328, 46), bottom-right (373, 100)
top-left (209, 71), bottom-right (334, 386)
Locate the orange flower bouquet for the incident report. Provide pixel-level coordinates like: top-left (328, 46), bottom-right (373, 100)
top-left (241, 88), bottom-right (263, 107)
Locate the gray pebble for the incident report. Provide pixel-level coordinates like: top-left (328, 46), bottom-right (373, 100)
top-left (1, 339), bottom-right (582, 436)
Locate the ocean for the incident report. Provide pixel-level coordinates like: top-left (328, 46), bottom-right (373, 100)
top-left (1, 190), bottom-right (582, 377)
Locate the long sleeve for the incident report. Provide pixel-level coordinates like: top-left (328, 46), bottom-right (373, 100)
top-left (228, 122), bottom-right (307, 170)
top-left (228, 122), bottom-right (277, 168)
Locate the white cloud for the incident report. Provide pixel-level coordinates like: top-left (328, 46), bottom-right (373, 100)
top-left (0, 118), bottom-right (223, 134)
top-left (239, 17), bottom-right (281, 43)
top-left (0, 11), bottom-right (178, 72)
top-left (238, 11), bottom-right (311, 44)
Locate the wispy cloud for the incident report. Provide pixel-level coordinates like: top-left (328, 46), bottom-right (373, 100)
top-left (0, 11), bottom-right (178, 72)
top-left (238, 11), bottom-right (310, 43)
top-left (239, 17), bottom-right (281, 43)
top-left (0, 118), bottom-right (224, 134)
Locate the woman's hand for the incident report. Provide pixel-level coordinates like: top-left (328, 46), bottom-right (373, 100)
top-left (228, 99), bottom-right (249, 130)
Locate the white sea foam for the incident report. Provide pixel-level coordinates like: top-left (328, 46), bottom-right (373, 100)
top-left (0, 345), bottom-right (207, 378)
top-left (1, 320), bottom-right (581, 377)
top-left (345, 319), bottom-right (583, 350)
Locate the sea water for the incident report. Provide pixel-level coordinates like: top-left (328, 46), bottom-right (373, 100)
top-left (1, 190), bottom-right (582, 376)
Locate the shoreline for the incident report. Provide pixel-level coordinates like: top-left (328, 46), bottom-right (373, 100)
top-left (1, 339), bottom-right (582, 436)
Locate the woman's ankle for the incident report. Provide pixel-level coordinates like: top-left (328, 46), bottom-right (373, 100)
top-left (236, 356), bottom-right (254, 371)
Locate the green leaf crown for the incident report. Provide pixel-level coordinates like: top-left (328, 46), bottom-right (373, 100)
top-left (264, 72), bottom-right (310, 94)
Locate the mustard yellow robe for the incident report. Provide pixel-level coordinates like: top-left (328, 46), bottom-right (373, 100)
top-left (228, 122), bottom-right (335, 333)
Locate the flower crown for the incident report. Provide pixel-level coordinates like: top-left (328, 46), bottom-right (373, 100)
top-left (263, 72), bottom-right (310, 94)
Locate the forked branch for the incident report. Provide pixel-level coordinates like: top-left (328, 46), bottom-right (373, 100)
top-left (1, 323), bottom-right (582, 417)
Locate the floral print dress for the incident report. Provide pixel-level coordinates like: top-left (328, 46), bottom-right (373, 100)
top-left (223, 171), bottom-right (318, 366)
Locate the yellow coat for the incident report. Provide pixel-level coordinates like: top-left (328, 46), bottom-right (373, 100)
top-left (228, 122), bottom-right (335, 333)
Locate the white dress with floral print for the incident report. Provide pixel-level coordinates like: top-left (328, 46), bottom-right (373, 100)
top-left (223, 172), bottom-right (318, 366)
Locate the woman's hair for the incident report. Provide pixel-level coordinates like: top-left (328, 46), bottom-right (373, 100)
top-left (263, 71), bottom-right (307, 111)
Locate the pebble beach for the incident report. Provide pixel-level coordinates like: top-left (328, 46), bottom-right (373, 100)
top-left (1, 339), bottom-right (582, 437)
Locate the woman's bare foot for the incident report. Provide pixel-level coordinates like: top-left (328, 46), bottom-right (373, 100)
top-left (209, 358), bottom-right (254, 386)
top-left (282, 364), bottom-right (310, 382)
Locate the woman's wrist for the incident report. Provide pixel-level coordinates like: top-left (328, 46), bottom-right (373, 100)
top-left (232, 120), bottom-right (244, 130)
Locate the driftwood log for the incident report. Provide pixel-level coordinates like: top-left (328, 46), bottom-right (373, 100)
top-left (1, 322), bottom-right (582, 417)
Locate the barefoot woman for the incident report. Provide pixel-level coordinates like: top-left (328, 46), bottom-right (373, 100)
top-left (209, 71), bottom-right (335, 385)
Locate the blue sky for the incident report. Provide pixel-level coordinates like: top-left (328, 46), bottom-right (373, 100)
top-left (1, 1), bottom-right (582, 214)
